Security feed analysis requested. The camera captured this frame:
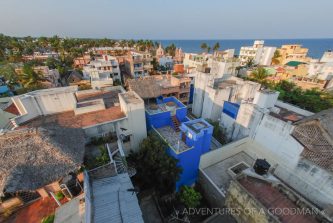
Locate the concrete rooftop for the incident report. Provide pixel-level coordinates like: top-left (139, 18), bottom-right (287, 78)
top-left (156, 126), bottom-right (190, 153)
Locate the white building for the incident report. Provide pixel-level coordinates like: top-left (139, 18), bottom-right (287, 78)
top-left (158, 56), bottom-right (174, 70)
top-left (193, 76), bottom-right (260, 121)
top-left (320, 50), bottom-right (333, 63)
top-left (83, 55), bottom-right (121, 89)
top-left (308, 59), bottom-right (333, 81)
top-left (239, 40), bottom-right (276, 66)
top-left (4, 86), bottom-right (147, 153)
top-left (201, 97), bottom-right (333, 215)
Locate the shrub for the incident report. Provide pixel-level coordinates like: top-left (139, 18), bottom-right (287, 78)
top-left (179, 186), bottom-right (202, 208)
top-left (41, 214), bottom-right (55, 223)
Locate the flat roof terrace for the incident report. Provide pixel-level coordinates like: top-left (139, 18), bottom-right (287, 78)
top-left (237, 176), bottom-right (319, 223)
top-left (23, 106), bottom-right (125, 129)
top-left (155, 126), bottom-right (191, 153)
top-left (76, 88), bottom-right (122, 108)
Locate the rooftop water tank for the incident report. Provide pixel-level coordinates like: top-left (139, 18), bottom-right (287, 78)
top-left (253, 159), bottom-right (271, 175)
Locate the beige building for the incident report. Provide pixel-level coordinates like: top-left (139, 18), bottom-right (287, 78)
top-left (277, 44), bottom-right (310, 65)
top-left (125, 51), bottom-right (153, 78)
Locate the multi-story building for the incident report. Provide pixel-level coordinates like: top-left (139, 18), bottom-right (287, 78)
top-left (124, 51), bottom-right (153, 78)
top-left (183, 52), bottom-right (240, 76)
top-left (145, 96), bottom-right (213, 190)
top-left (277, 44), bottom-right (310, 65)
top-left (239, 40), bottom-right (276, 66)
top-left (158, 56), bottom-right (174, 70)
top-left (2, 86), bottom-right (147, 154)
top-left (199, 92), bottom-right (333, 222)
top-left (127, 74), bottom-right (192, 104)
top-left (83, 55), bottom-right (121, 89)
top-left (73, 55), bottom-right (91, 68)
top-left (320, 50), bottom-right (333, 63)
top-left (192, 76), bottom-right (260, 121)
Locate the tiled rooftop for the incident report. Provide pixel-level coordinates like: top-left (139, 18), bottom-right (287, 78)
top-left (24, 106), bottom-right (125, 129)
top-left (270, 106), bottom-right (305, 122)
top-left (238, 176), bottom-right (319, 223)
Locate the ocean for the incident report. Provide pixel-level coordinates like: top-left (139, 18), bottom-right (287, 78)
top-left (158, 39), bottom-right (333, 59)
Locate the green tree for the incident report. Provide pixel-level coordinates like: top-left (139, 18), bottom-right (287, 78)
top-left (0, 64), bottom-right (18, 87)
top-left (206, 119), bottom-right (228, 145)
top-left (251, 67), bottom-right (268, 82)
top-left (200, 43), bottom-right (208, 52)
top-left (213, 42), bottom-right (220, 52)
top-left (128, 134), bottom-right (182, 194)
top-left (272, 50), bottom-right (281, 65)
top-left (165, 43), bottom-right (176, 57)
top-left (246, 58), bottom-right (255, 68)
top-left (179, 186), bottom-right (202, 208)
top-left (20, 64), bottom-right (45, 88)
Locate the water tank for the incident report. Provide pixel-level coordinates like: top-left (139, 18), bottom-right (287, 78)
top-left (253, 159), bottom-right (271, 175)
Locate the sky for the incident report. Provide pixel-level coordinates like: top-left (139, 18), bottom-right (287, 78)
top-left (0, 0), bottom-right (333, 40)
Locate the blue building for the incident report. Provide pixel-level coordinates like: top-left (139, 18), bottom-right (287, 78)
top-left (222, 101), bottom-right (240, 119)
top-left (145, 97), bottom-right (213, 190)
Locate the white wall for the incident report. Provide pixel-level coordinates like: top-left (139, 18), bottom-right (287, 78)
top-left (118, 92), bottom-right (147, 153)
top-left (253, 114), bottom-right (303, 167)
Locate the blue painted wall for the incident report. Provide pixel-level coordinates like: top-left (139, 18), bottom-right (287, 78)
top-left (189, 84), bottom-right (194, 104)
top-left (146, 97), bottom-right (213, 191)
top-left (222, 101), bottom-right (240, 119)
top-left (172, 119), bottom-right (213, 190)
top-left (146, 97), bottom-right (187, 130)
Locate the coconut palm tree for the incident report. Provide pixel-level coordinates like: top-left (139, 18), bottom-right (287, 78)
top-left (20, 65), bottom-right (45, 88)
top-left (213, 42), bottom-right (220, 52)
top-left (246, 58), bottom-right (255, 68)
top-left (200, 43), bottom-right (208, 52)
top-left (272, 50), bottom-right (281, 65)
top-left (251, 67), bottom-right (268, 82)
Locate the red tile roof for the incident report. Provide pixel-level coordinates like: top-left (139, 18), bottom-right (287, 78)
top-left (4, 103), bottom-right (20, 115)
top-left (23, 106), bottom-right (126, 129)
top-left (238, 177), bottom-right (319, 223)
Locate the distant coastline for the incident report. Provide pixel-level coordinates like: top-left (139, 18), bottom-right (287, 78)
top-left (157, 39), bottom-right (333, 59)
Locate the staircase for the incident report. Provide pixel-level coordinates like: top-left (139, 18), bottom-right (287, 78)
top-left (171, 116), bottom-right (180, 132)
top-left (113, 153), bottom-right (127, 174)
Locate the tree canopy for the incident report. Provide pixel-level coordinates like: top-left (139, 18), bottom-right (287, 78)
top-left (128, 134), bottom-right (182, 194)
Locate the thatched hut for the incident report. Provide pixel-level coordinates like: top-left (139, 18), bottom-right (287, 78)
top-left (0, 126), bottom-right (86, 199)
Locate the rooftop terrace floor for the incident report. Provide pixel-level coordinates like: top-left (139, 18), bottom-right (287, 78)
top-left (24, 106), bottom-right (125, 129)
top-left (238, 176), bottom-right (319, 223)
top-left (156, 126), bottom-right (190, 153)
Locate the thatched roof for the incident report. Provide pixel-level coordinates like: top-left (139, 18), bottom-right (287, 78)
top-left (127, 77), bottom-right (161, 99)
top-left (0, 126), bottom-right (86, 196)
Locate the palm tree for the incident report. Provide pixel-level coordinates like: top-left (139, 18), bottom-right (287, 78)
top-left (200, 43), bottom-right (208, 52)
top-left (246, 58), bottom-right (255, 68)
top-left (213, 42), bottom-right (220, 52)
top-left (272, 50), bottom-right (281, 65)
top-left (251, 67), bottom-right (268, 82)
top-left (207, 46), bottom-right (211, 54)
top-left (20, 65), bottom-right (45, 88)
